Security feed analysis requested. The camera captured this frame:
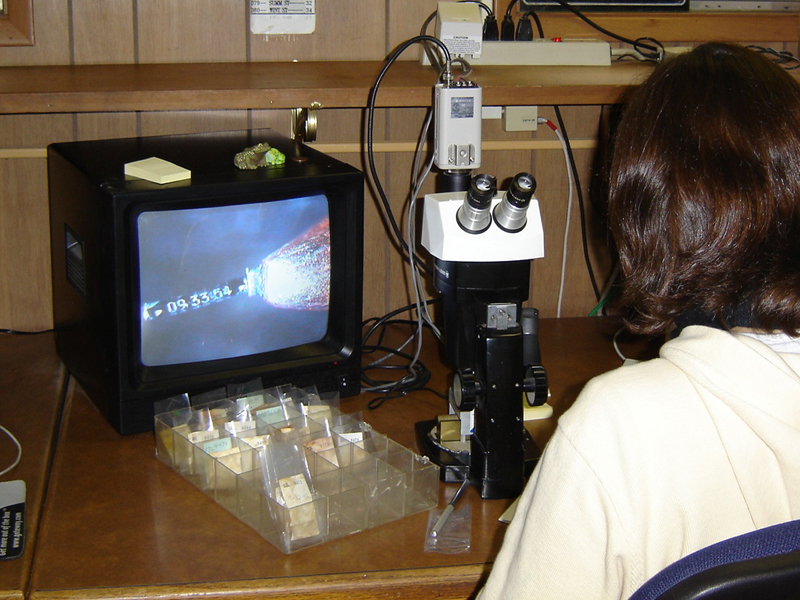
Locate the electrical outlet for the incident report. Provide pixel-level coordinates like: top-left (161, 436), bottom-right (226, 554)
top-left (503, 106), bottom-right (538, 132)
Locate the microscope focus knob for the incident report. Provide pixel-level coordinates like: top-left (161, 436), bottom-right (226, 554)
top-left (453, 368), bottom-right (481, 412)
top-left (523, 364), bottom-right (549, 407)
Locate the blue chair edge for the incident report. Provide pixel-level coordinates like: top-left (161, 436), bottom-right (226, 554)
top-left (629, 518), bottom-right (800, 600)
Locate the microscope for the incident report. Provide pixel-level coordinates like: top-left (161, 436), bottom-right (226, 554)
top-left (418, 73), bottom-right (549, 500)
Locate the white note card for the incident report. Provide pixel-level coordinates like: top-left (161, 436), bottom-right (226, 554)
top-left (250, 0), bottom-right (316, 35)
top-left (124, 157), bottom-right (191, 185)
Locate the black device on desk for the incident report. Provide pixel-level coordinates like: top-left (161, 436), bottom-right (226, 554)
top-left (419, 173), bottom-right (549, 500)
top-left (413, 72), bottom-right (549, 500)
top-left (47, 129), bottom-right (364, 435)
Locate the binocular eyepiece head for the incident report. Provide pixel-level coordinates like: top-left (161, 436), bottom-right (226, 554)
top-left (455, 172), bottom-right (536, 235)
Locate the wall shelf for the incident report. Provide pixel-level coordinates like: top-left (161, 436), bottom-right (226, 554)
top-left (1, 12), bottom-right (796, 114)
top-left (0, 60), bottom-right (655, 114)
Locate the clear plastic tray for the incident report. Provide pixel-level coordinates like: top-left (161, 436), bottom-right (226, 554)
top-left (154, 386), bottom-right (438, 553)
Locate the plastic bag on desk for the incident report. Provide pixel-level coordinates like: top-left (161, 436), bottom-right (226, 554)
top-left (424, 502), bottom-right (471, 554)
top-left (153, 392), bottom-right (191, 419)
top-left (258, 432), bottom-right (326, 550)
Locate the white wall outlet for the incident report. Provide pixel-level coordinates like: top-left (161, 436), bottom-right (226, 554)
top-left (503, 106), bottom-right (538, 131)
top-left (482, 106), bottom-right (503, 119)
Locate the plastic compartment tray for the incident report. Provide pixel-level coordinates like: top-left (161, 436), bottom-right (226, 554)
top-left (154, 390), bottom-right (438, 554)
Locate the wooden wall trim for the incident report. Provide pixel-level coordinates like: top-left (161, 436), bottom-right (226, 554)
top-left (0, 0), bottom-right (33, 46)
top-left (0, 139), bottom-right (597, 159)
top-left (0, 147), bottom-right (45, 158)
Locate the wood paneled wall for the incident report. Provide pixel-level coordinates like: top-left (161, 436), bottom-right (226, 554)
top-left (0, 0), bottom-right (795, 331)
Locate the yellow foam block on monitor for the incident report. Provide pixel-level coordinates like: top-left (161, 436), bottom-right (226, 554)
top-left (124, 157), bottom-right (191, 184)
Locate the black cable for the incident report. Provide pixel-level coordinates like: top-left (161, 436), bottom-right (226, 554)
top-left (420, 11), bottom-right (437, 36)
top-left (360, 302), bottom-right (446, 408)
top-left (0, 328), bottom-right (54, 335)
top-left (366, 36), bottom-right (451, 276)
top-left (461, 0), bottom-right (494, 16)
top-left (511, 0), bottom-right (663, 60)
top-left (516, 12), bottom-right (534, 41)
top-left (483, 15), bottom-right (499, 41)
top-left (420, 12), bottom-right (442, 69)
top-left (527, 10), bottom-right (544, 40)
top-left (527, 14), bottom-right (601, 301)
top-left (500, 0), bottom-right (519, 39)
top-left (747, 45), bottom-right (800, 70)
top-left (361, 336), bottom-right (441, 409)
top-left (361, 343), bottom-right (445, 409)
top-left (361, 299), bottom-right (441, 349)
top-left (553, 106), bottom-right (600, 300)
top-left (501, 14), bottom-right (516, 41)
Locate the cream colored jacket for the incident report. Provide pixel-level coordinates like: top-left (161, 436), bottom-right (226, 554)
top-left (478, 326), bottom-right (800, 600)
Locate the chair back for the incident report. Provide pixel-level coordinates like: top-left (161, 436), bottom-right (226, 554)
top-left (629, 519), bottom-right (800, 600)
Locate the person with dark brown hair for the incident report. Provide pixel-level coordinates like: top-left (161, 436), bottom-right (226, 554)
top-left (479, 42), bottom-right (800, 599)
top-left (610, 42), bottom-right (800, 338)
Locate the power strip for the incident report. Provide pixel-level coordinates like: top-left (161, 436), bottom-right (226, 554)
top-left (468, 39), bottom-right (611, 66)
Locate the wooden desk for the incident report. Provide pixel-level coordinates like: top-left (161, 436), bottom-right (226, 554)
top-left (3, 318), bottom-right (658, 600)
top-left (0, 333), bottom-right (64, 600)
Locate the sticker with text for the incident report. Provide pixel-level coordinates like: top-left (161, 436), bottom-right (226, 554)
top-left (250, 0), bottom-right (316, 35)
top-left (0, 480), bottom-right (25, 560)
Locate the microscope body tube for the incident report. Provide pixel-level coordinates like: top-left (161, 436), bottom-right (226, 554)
top-left (432, 258), bottom-right (531, 371)
top-left (432, 258), bottom-right (531, 499)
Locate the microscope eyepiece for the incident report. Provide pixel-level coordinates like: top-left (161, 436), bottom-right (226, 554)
top-left (468, 173), bottom-right (497, 206)
top-left (493, 172), bottom-right (536, 233)
top-left (457, 173), bottom-right (497, 234)
top-left (506, 172), bottom-right (536, 206)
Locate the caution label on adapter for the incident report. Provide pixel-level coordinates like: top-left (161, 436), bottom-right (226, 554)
top-left (0, 480), bottom-right (25, 560)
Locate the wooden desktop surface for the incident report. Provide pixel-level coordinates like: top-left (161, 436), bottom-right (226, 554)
top-left (0, 334), bottom-right (64, 600)
top-left (2, 318), bottom-right (660, 600)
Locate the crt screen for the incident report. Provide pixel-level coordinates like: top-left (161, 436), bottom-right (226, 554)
top-left (138, 194), bottom-right (330, 367)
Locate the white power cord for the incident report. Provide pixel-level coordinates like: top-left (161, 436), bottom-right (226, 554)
top-left (0, 425), bottom-right (22, 477)
top-left (538, 117), bottom-right (575, 318)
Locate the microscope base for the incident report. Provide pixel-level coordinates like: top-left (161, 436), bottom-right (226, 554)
top-left (415, 419), bottom-right (470, 483)
top-left (415, 419), bottom-right (541, 486)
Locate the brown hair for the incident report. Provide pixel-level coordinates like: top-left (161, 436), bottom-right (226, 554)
top-left (608, 42), bottom-right (800, 336)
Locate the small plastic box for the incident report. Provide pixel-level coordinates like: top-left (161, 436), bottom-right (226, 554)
top-left (154, 386), bottom-right (438, 554)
